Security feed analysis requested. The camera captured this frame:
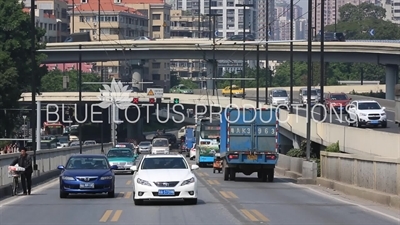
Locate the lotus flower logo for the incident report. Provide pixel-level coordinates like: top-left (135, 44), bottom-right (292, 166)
top-left (98, 79), bottom-right (132, 110)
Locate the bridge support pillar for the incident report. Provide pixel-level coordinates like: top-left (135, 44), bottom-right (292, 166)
top-left (126, 117), bottom-right (143, 141)
top-left (385, 64), bottom-right (398, 100)
top-left (206, 60), bottom-right (217, 90)
top-left (293, 134), bottom-right (302, 149)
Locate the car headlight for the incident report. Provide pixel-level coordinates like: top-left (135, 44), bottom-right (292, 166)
top-left (137, 178), bottom-right (151, 186)
top-left (381, 113), bottom-right (386, 116)
top-left (100, 176), bottom-right (113, 180)
top-left (62, 176), bottom-right (75, 181)
top-left (359, 113), bottom-right (367, 117)
top-left (181, 177), bottom-right (195, 186)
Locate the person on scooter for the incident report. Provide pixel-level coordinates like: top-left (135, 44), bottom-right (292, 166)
top-left (10, 147), bottom-right (33, 195)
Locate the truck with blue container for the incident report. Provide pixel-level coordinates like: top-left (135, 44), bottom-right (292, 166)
top-left (220, 108), bottom-right (279, 182)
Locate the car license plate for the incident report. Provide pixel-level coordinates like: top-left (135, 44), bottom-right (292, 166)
top-left (158, 190), bottom-right (175, 196)
top-left (118, 166), bottom-right (124, 169)
top-left (247, 155), bottom-right (257, 160)
top-left (80, 183), bottom-right (94, 189)
top-left (370, 120), bottom-right (379, 124)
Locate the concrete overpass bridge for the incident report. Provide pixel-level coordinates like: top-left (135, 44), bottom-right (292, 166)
top-left (39, 39), bottom-right (400, 100)
top-left (18, 89), bottom-right (399, 159)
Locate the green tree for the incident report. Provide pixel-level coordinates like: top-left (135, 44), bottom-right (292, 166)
top-left (326, 3), bottom-right (400, 40)
top-left (0, 0), bottom-right (47, 137)
top-left (41, 70), bottom-right (102, 92)
top-left (178, 78), bottom-right (198, 89)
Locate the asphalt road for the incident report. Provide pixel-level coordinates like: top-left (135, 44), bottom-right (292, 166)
top-left (1, 165), bottom-right (399, 225)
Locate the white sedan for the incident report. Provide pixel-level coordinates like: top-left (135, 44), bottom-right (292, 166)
top-left (130, 154), bottom-right (199, 205)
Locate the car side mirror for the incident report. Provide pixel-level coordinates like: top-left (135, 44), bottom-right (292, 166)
top-left (110, 165), bottom-right (118, 170)
top-left (57, 165), bottom-right (65, 170)
top-left (130, 165), bottom-right (138, 171)
top-left (382, 107), bottom-right (386, 110)
top-left (191, 165), bottom-right (199, 170)
top-left (349, 98), bottom-right (352, 100)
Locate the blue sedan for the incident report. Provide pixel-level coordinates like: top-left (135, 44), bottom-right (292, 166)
top-left (57, 154), bottom-right (118, 198)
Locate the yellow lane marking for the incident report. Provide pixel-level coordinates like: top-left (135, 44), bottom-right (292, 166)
top-left (207, 179), bottom-right (220, 185)
top-left (111, 210), bottom-right (122, 222)
top-left (240, 209), bottom-right (270, 222)
top-left (251, 209), bottom-right (270, 222)
top-left (124, 192), bottom-right (132, 199)
top-left (220, 191), bottom-right (231, 198)
top-left (240, 209), bottom-right (259, 221)
top-left (99, 210), bottom-right (113, 222)
top-left (198, 172), bottom-right (204, 177)
top-left (204, 172), bottom-right (209, 176)
top-left (126, 180), bottom-right (132, 185)
top-left (220, 191), bottom-right (238, 199)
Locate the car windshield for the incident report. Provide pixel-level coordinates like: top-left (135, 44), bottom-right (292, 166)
top-left (107, 149), bottom-right (133, 158)
top-left (152, 139), bottom-right (169, 147)
top-left (139, 142), bottom-right (151, 146)
top-left (330, 94), bottom-right (347, 100)
top-left (66, 157), bottom-right (109, 169)
top-left (358, 102), bottom-right (381, 110)
top-left (179, 86), bottom-right (188, 89)
top-left (302, 90), bottom-right (318, 95)
top-left (58, 137), bottom-right (69, 143)
top-left (272, 91), bottom-right (287, 97)
top-left (141, 157), bottom-right (188, 169)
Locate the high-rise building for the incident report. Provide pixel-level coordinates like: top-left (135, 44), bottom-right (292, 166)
top-left (255, 0), bottom-right (275, 40)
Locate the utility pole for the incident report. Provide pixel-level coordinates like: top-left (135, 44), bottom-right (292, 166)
top-left (289, 0), bottom-right (294, 113)
top-left (206, 13), bottom-right (222, 96)
top-left (265, 0), bottom-right (269, 104)
top-left (256, 44), bottom-right (260, 108)
top-left (78, 45), bottom-right (83, 154)
top-left (198, 0), bottom-right (201, 38)
top-left (98, 1), bottom-right (104, 153)
top-left (306, 0), bottom-right (313, 161)
top-left (236, 1), bottom-right (254, 99)
top-left (208, 0), bottom-right (212, 40)
top-left (30, 0), bottom-right (38, 171)
top-left (72, 0), bottom-right (75, 32)
top-left (320, 0), bottom-right (325, 119)
top-left (335, 0), bottom-right (337, 32)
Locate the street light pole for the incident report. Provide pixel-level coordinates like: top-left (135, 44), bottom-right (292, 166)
top-left (320, 0), bottom-right (325, 119)
top-left (236, 1), bottom-right (254, 99)
top-left (208, 0), bottom-right (212, 40)
top-left (335, 0), bottom-right (337, 32)
top-left (265, 0), bottom-right (269, 104)
top-left (30, 0), bottom-right (38, 171)
top-left (289, 0), bottom-right (294, 113)
top-left (98, 2), bottom-right (104, 153)
top-left (198, 0), bottom-right (201, 38)
top-left (256, 44), bottom-right (260, 108)
top-left (306, 0), bottom-right (313, 161)
top-left (78, 44), bottom-right (83, 154)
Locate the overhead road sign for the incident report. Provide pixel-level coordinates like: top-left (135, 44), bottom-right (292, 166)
top-left (147, 88), bottom-right (163, 98)
top-left (369, 29), bottom-right (375, 36)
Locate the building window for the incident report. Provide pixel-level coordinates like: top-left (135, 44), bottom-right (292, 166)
top-left (152, 26), bottom-right (161, 31)
top-left (152, 74), bottom-right (161, 80)
top-left (152, 62), bottom-right (161, 68)
top-left (152, 14), bottom-right (161, 20)
top-left (79, 16), bottom-right (84, 22)
top-left (81, 0), bottom-right (86, 3)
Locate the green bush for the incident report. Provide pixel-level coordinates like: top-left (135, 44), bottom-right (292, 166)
top-left (325, 141), bottom-right (340, 152)
top-left (350, 90), bottom-right (385, 99)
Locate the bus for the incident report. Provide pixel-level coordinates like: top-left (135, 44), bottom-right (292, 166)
top-left (195, 117), bottom-right (220, 167)
top-left (43, 122), bottom-right (65, 136)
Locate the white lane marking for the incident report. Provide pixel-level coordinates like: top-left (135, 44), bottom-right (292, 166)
top-left (0, 179), bottom-right (58, 208)
top-left (285, 182), bottom-right (400, 223)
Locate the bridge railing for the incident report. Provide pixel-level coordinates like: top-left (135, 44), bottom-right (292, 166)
top-left (0, 144), bottom-right (113, 187)
top-left (318, 151), bottom-right (400, 209)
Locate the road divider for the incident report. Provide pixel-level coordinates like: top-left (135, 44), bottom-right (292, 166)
top-left (240, 209), bottom-right (270, 222)
top-left (100, 210), bottom-right (122, 223)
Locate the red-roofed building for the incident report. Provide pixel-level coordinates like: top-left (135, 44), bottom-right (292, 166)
top-left (44, 63), bottom-right (94, 72)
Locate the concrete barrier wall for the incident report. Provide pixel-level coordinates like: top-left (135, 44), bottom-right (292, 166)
top-left (279, 110), bottom-right (400, 158)
top-left (275, 154), bottom-right (317, 184)
top-left (0, 144), bottom-right (112, 186)
top-left (318, 151), bottom-right (400, 209)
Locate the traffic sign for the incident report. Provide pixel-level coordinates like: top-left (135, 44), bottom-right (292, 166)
top-left (369, 29), bottom-right (375, 36)
top-left (173, 98), bottom-right (179, 104)
top-left (146, 88), bottom-right (163, 98)
top-left (132, 98), bottom-right (139, 104)
top-left (149, 98), bottom-right (155, 104)
top-left (214, 30), bottom-right (218, 37)
top-left (268, 30), bottom-right (271, 37)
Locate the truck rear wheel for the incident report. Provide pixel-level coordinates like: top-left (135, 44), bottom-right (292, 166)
top-left (224, 168), bottom-right (230, 180)
top-left (229, 168), bottom-right (236, 181)
top-left (267, 169), bottom-right (274, 182)
top-left (260, 171), bottom-right (268, 182)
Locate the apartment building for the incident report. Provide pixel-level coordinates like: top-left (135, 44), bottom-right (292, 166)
top-left (255, 0), bottom-right (275, 40)
top-left (170, 10), bottom-right (208, 80)
top-left (22, 0), bottom-right (70, 41)
top-left (69, 2), bottom-right (148, 79)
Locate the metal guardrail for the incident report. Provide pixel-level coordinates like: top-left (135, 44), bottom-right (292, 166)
top-left (346, 40), bottom-right (400, 43)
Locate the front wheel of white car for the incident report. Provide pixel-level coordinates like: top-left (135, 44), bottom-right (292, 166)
top-left (184, 198), bottom-right (197, 205)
